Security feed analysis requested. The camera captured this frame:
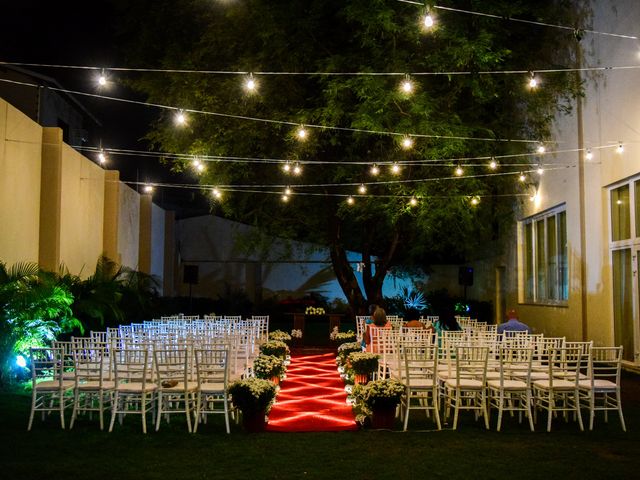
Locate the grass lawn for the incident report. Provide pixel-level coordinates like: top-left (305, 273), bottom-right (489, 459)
top-left (2, 372), bottom-right (638, 479)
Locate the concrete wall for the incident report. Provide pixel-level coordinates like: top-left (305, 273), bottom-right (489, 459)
top-left (117, 182), bottom-right (140, 269)
top-left (503, 0), bottom-right (640, 353)
top-left (0, 100), bottom-right (42, 265)
top-left (150, 202), bottom-right (165, 294)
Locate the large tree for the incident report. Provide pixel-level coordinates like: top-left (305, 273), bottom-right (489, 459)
top-left (118, 0), bottom-right (581, 313)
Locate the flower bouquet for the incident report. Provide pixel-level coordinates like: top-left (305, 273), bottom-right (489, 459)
top-left (259, 340), bottom-right (290, 359)
top-left (252, 354), bottom-right (286, 383)
top-left (330, 327), bottom-right (356, 344)
top-left (268, 330), bottom-right (292, 343)
top-left (228, 377), bottom-right (278, 432)
top-left (357, 378), bottom-right (406, 429)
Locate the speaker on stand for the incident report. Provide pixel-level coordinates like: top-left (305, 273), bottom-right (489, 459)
top-left (183, 265), bottom-right (199, 314)
top-left (458, 266), bottom-right (474, 300)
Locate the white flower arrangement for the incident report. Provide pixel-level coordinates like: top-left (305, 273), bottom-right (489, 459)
top-left (305, 306), bottom-right (325, 315)
top-left (290, 329), bottom-right (303, 338)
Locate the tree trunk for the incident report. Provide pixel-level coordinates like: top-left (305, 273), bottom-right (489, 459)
top-left (328, 219), bottom-right (367, 315)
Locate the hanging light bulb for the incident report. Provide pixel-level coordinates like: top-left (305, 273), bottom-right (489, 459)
top-left (409, 197), bottom-right (418, 206)
top-left (358, 184), bottom-right (367, 194)
top-left (528, 72), bottom-right (538, 89)
top-left (488, 158), bottom-right (498, 170)
top-left (284, 186), bottom-right (292, 196)
top-left (400, 75), bottom-right (414, 94)
top-left (97, 69), bottom-right (108, 87)
top-left (346, 196), bottom-right (355, 205)
top-left (585, 148), bottom-right (593, 160)
top-left (97, 149), bottom-right (107, 165)
top-left (296, 125), bottom-right (308, 141)
top-left (281, 194), bottom-right (289, 203)
top-left (537, 164), bottom-right (544, 175)
top-left (212, 188), bottom-right (222, 199)
top-left (283, 161), bottom-right (291, 173)
top-left (454, 165), bottom-right (464, 176)
top-left (143, 185), bottom-right (154, 194)
top-left (616, 142), bottom-right (624, 154)
top-left (196, 163), bottom-right (205, 173)
top-left (519, 172), bottom-right (526, 182)
top-left (423, 11), bottom-right (435, 29)
top-left (174, 110), bottom-right (187, 126)
top-left (401, 136), bottom-right (414, 150)
top-left (391, 162), bottom-right (401, 174)
top-left (370, 164), bottom-right (380, 176)
top-left (293, 162), bottom-right (302, 175)
top-left (192, 158), bottom-right (201, 168)
top-left (244, 73), bottom-right (257, 93)
top-left (536, 144), bottom-right (546, 154)
top-left (470, 196), bottom-right (480, 206)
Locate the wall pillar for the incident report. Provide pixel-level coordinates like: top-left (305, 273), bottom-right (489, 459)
top-left (38, 127), bottom-right (63, 271)
top-left (138, 193), bottom-right (152, 274)
top-left (163, 210), bottom-right (175, 296)
top-left (103, 170), bottom-right (120, 264)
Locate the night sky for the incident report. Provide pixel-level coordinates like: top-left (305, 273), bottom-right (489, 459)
top-left (0, 0), bottom-right (208, 216)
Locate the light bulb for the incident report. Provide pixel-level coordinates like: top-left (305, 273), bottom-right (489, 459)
top-left (358, 184), bottom-right (367, 194)
top-left (284, 187), bottom-right (292, 196)
top-left (97, 150), bottom-right (107, 164)
top-left (98, 70), bottom-right (107, 87)
top-left (537, 165), bottom-right (544, 175)
top-left (244, 74), bottom-right (257, 92)
top-left (400, 78), bottom-right (413, 94)
top-left (585, 149), bottom-right (593, 160)
top-left (212, 188), bottom-right (222, 199)
top-left (616, 143), bottom-right (624, 154)
top-left (401, 136), bottom-right (414, 150)
top-left (370, 164), bottom-right (380, 176)
top-left (283, 162), bottom-right (291, 173)
top-left (391, 162), bottom-right (401, 174)
top-left (196, 163), bottom-right (205, 173)
top-left (192, 159), bottom-right (201, 168)
top-left (489, 159), bottom-right (498, 170)
top-left (471, 197), bottom-right (480, 206)
top-left (296, 126), bottom-right (307, 140)
top-left (409, 197), bottom-right (418, 206)
top-left (16, 355), bottom-right (26, 368)
top-left (347, 196), bottom-right (355, 205)
top-left (537, 144), bottom-right (546, 154)
top-left (282, 194), bottom-right (289, 202)
top-left (519, 173), bottom-right (526, 182)
top-left (143, 185), bottom-right (154, 194)
top-left (455, 165), bottom-right (463, 176)
top-left (423, 14), bottom-right (434, 28)
top-left (293, 163), bottom-right (302, 175)
top-left (175, 110), bottom-right (186, 126)
top-left (529, 75), bottom-right (538, 89)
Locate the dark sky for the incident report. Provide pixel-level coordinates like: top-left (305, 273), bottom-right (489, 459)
top-left (0, 0), bottom-right (209, 216)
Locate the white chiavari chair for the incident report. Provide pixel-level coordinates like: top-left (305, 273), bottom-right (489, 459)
top-left (194, 345), bottom-right (231, 433)
top-left (402, 343), bottom-right (441, 431)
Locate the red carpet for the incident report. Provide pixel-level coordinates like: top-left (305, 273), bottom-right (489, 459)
top-left (266, 352), bottom-right (358, 432)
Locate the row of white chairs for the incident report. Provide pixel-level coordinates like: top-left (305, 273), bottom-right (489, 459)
top-left (378, 339), bottom-right (625, 432)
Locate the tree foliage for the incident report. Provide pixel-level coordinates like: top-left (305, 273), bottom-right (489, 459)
top-left (117, 0), bottom-right (583, 312)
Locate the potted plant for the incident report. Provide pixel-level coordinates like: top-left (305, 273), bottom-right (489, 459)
top-left (252, 354), bottom-right (285, 384)
top-left (348, 352), bottom-right (379, 384)
top-left (337, 342), bottom-right (362, 367)
top-left (228, 377), bottom-right (277, 432)
top-left (330, 327), bottom-right (356, 345)
top-left (259, 340), bottom-right (290, 359)
top-left (361, 378), bottom-right (406, 429)
top-left (268, 330), bottom-right (292, 344)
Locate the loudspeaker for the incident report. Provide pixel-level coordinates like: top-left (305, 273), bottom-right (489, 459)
top-left (458, 266), bottom-right (473, 286)
top-left (183, 265), bottom-right (199, 285)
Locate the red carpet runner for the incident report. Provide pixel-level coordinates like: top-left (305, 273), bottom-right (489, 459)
top-left (266, 352), bottom-right (358, 432)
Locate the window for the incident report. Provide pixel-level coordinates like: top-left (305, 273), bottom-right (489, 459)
top-left (522, 206), bottom-right (568, 303)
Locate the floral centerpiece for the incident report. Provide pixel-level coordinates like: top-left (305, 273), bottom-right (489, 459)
top-left (337, 342), bottom-right (362, 366)
top-left (259, 340), bottom-right (290, 359)
top-left (352, 378), bottom-right (406, 429)
top-left (268, 330), bottom-right (292, 343)
top-left (348, 352), bottom-right (379, 384)
top-left (290, 329), bottom-right (303, 339)
top-left (329, 326), bottom-right (356, 344)
top-left (305, 306), bottom-right (325, 315)
top-left (228, 377), bottom-right (278, 432)
top-left (252, 354), bottom-right (285, 382)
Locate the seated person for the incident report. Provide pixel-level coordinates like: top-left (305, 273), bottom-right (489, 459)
top-left (365, 306), bottom-right (391, 353)
top-left (497, 309), bottom-right (531, 334)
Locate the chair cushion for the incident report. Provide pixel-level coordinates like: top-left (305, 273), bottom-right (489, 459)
top-left (578, 379), bottom-right (617, 390)
top-left (445, 378), bottom-right (483, 389)
top-left (533, 379), bottom-right (575, 390)
top-left (487, 379), bottom-right (527, 390)
top-left (116, 382), bottom-right (157, 393)
top-left (35, 380), bottom-right (74, 391)
top-left (77, 381), bottom-right (116, 390)
top-left (199, 382), bottom-right (226, 393)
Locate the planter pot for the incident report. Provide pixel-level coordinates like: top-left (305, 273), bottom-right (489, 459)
top-left (370, 405), bottom-right (398, 429)
top-left (354, 373), bottom-right (369, 385)
top-left (242, 410), bottom-right (267, 433)
top-left (271, 376), bottom-right (280, 385)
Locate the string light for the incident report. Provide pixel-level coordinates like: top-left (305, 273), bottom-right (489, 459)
top-left (346, 196), bottom-right (355, 205)
top-left (284, 186), bottom-right (292, 196)
top-left (97, 69), bottom-right (107, 87)
top-left (143, 185), bottom-right (154, 194)
top-left (296, 125), bottom-right (308, 141)
top-left (519, 172), bottom-right (526, 182)
top-left (293, 162), bottom-right (302, 175)
top-left (97, 149), bottom-right (107, 165)
top-left (454, 165), bottom-right (464, 176)
top-left (537, 164), bottom-right (544, 175)
top-left (616, 142), bottom-right (624, 154)
top-left (244, 73), bottom-right (257, 93)
top-left (470, 196), bottom-right (480, 206)
top-left (174, 109), bottom-right (187, 126)
top-left (488, 158), bottom-right (498, 170)
top-left (281, 194), bottom-right (289, 202)
top-left (196, 163), bottom-right (205, 173)
top-left (422, 10), bottom-right (435, 29)
top-left (409, 196), bottom-right (418, 206)
top-left (400, 75), bottom-right (414, 94)
top-left (391, 162), bottom-right (401, 174)
top-left (401, 136), bottom-right (414, 150)
top-left (358, 184), bottom-right (367, 194)
top-left (283, 161), bottom-right (291, 173)
top-left (212, 187), bottom-right (222, 199)
top-left (528, 72), bottom-right (538, 89)
top-left (536, 144), bottom-right (546, 154)
top-left (585, 148), bottom-right (593, 160)
top-left (370, 164), bottom-right (380, 176)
